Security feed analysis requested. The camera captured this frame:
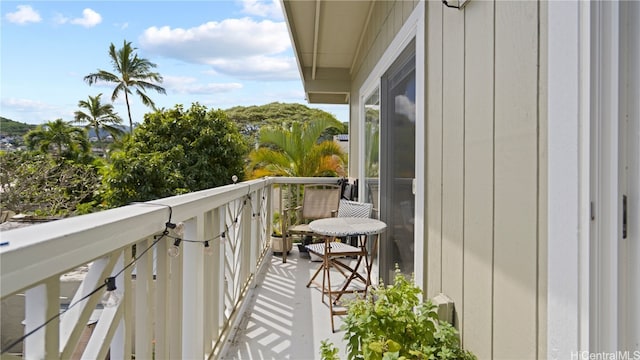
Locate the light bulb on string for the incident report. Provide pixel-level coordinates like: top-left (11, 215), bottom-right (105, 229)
top-left (102, 277), bottom-right (121, 308)
top-left (168, 238), bottom-right (181, 258)
top-left (203, 241), bottom-right (214, 256)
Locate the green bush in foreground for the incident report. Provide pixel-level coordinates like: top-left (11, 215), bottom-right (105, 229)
top-left (321, 269), bottom-right (476, 360)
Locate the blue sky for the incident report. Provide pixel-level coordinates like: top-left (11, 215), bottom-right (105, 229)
top-left (0, 0), bottom-right (348, 125)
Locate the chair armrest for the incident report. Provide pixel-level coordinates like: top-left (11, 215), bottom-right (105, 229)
top-left (283, 205), bottom-right (303, 228)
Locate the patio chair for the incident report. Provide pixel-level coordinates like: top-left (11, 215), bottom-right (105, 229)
top-left (281, 184), bottom-right (341, 262)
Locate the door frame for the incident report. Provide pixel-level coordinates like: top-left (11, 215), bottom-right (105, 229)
top-left (358, 1), bottom-right (425, 286)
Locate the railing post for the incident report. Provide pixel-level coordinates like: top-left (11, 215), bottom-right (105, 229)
top-left (24, 278), bottom-right (59, 360)
top-left (182, 216), bottom-right (205, 359)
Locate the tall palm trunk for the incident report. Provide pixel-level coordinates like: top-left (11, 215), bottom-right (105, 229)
top-left (124, 91), bottom-right (133, 133)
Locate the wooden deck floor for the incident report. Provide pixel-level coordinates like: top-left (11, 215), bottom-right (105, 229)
top-left (219, 247), bottom-right (369, 360)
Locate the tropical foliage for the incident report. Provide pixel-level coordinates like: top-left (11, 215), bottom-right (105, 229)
top-left (84, 40), bottom-right (166, 133)
top-left (0, 151), bottom-right (103, 216)
top-left (320, 269), bottom-right (477, 360)
top-left (24, 119), bottom-right (91, 160)
top-left (74, 93), bottom-right (124, 153)
top-left (246, 117), bottom-right (346, 178)
top-left (101, 103), bottom-right (248, 207)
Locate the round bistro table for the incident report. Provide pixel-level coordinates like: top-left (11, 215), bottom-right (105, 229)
top-left (307, 217), bottom-right (387, 331)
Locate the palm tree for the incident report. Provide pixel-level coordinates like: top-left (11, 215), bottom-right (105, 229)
top-left (246, 117), bottom-right (347, 178)
top-left (74, 94), bottom-right (124, 155)
top-left (84, 40), bottom-right (166, 133)
top-left (24, 119), bottom-right (90, 159)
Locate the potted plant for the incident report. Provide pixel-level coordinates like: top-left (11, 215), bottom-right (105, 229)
top-left (320, 268), bottom-right (477, 360)
top-left (271, 212), bottom-right (292, 254)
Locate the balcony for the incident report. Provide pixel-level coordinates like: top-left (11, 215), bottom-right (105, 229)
top-left (0, 177), bottom-right (349, 359)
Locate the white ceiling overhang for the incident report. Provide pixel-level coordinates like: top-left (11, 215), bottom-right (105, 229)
top-left (282, 0), bottom-right (374, 104)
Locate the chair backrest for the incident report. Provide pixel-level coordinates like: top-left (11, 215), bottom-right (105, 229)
top-left (300, 184), bottom-right (341, 220)
top-left (337, 200), bottom-right (373, 218)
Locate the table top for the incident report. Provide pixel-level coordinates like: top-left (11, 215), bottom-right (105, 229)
top-left (308, 217), bottom-right (387, 237)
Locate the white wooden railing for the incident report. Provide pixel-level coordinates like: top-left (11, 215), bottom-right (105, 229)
top-left (0, 177), bottom-right (340, 359)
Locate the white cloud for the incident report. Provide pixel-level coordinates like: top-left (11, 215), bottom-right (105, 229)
top-left (394, 95), bottom-right (416, 123)
top-left (139, 18), bottom-right (296, 80)
top-left (1, 98), bottom-right (71, 124)
top-left (162, 75), bottom-right (242, 95)
top-left (1, 98), bottom-right (54, 112)
top-left (52, 8), bottom-right (101, 27)
top-left (238, 0), bottom-right (283, 20)
top-left (140, 18), bottom-right (289, 59)
top-left (209, 55), bottom-right (298, 80)
top-left (53, 13), bottom-right (69, 26)
top-left (5, 5), bottom-right (41, 25)
top-left (70, 8), bottom-right (102, 27)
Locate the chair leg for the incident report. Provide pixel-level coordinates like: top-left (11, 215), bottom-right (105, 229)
top-left (307, 256), bottom-right (325, 288)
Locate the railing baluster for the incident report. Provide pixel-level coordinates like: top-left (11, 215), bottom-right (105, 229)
top-left (211, 206), bottom-right (225, 353)
top-left (135, 237), bottom-right (154, 359)
top-left (155, 234), bottom-right (170, 359)
top-left (83, 252), bottom-right (124, 360)
top-left (203, 209), bottom-right (216, 354)
top-left (182, 216), bottom-right (205, 359)
top-left (111, 246), bottom-right (133, 359)
top-left (241, 196), bottom-right (252, 287)
top-left (59, 255), bottom-right (117, 359)
top-left (169, 232), bottom-right (183, 359)
top-left (24, 278), bottom-right (59, 360)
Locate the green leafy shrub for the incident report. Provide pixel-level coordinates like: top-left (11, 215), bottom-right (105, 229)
top-left (321, 268), bottom-right (476, 360)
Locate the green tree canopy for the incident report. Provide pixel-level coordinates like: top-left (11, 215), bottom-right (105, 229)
top-left (84, 40), bottom-right (166, 133)
top-left (246, 117), bottom-right (346, 178)
top-left (23, 119), bottom-right (91, 160)
top-left (74, 93), bottom-right (124, 154)
top-left (102, 103), bottom-right (249, 207)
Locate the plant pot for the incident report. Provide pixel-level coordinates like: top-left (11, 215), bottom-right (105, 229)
top-left (271, 235), bottom-right (292, 254)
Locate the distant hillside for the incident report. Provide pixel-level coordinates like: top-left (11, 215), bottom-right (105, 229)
top-left (0, 117), bottom-right (36, 136)
top-left (225, 102), bottom-right (347, 143)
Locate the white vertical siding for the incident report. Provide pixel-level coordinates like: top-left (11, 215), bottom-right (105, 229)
top-left (462, 0), bottom-right (495, 358)
top-left (441, 2), bottom-right (465, 334)
top-left (493, 1), bottom-right (539, 357)
top-left (350, 0), bottom-right (546, 358)
top-left (425, 0), bottom-right (545, 358)
top-left (426, 0), bottom-right (444, 300)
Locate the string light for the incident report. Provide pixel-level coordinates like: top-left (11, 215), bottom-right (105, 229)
top-left (101, 277), bottom-right (121, 308)
top-left (203, 241), bottom-right (214, 256)
top-left (168, 238), bottom-right (181, 257)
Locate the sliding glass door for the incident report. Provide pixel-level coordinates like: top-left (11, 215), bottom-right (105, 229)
top-left (379, 40), bottom-right (416, 282)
